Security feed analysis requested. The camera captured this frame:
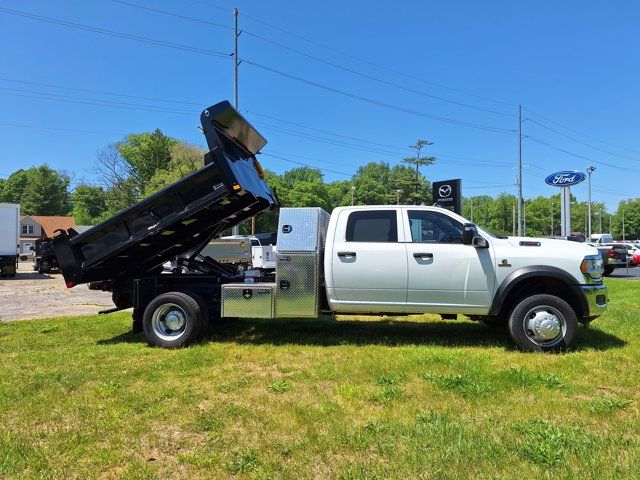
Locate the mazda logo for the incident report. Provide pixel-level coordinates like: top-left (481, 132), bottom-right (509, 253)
top-left (438, 185), bottom-right (452, 197)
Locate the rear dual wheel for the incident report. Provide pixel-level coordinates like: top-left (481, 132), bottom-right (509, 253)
top-left (142, 291), bottom-right (209, 348)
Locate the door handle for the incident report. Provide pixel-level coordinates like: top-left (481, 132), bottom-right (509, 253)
top-left (413, 252), bottom-right (433, 259)
top-left (337, 251), bottom-right (356, 258)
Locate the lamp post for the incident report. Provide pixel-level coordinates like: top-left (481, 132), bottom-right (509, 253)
top-left (586, 166), bottom-right (596, 239)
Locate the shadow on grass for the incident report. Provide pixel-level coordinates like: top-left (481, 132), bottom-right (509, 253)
top-left (99, 316), bottom-right (626, 351)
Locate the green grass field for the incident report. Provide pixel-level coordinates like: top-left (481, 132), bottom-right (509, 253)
top-left (1, 279), bottom-right (639, 479)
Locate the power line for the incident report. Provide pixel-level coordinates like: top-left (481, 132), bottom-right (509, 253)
top-left (109, 0), bottom-right (232, 30)
top-left (0, 7), bottom-right (232, 59)
top-left (1, 6), bottom-right (515, 134)
top-left (0, 77), bottom-right (202, 106)
top-left (524, 107), bottom-right (640, 156)
top-left (0, 87), bottom-right (194, 115)
top-left (246, 110), bottom-right (409, 152)
top-left (526, 117), bottom-right (640, 163)
top-left (241, 30), bottom-right (514, 118)
top-left (234, 9), bottom-right (516, 108)
top-left (0, 122), bottom-right (126, 136)
top-left (109, 0), bottom-right (512, 117)
top-left (242, 60), bottom-right (516, 134)
top-left (465, 184), bottom-right (515, 190)
top-left (261, 153), bottom-right (353, 177)
top-left (526, 136), bottom-right (640, 174)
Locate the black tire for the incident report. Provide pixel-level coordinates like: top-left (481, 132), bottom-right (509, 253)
top-left (142, 291), bottom-right (205, 348)
top-left (508, 294), bottom-right (577, 352)
top-left (603, 266), bottom-right (615, 277)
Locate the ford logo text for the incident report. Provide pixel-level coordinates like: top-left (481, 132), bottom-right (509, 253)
top-left (544, 170), bottom-right (586, 187)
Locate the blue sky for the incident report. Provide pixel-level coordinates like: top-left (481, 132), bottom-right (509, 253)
top-left (1, 0), bottom-right (638, 211)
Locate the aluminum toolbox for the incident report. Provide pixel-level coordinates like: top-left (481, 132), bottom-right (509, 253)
top-left (221, 283), bottom-right (276, 318)
top-left (275, 252), bottom-right (320, 317)
top-left (276, 208), bottom-right (330, 253)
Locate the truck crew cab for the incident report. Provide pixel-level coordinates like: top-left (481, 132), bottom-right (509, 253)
top-left (53, 101), bottom-right (607, 353)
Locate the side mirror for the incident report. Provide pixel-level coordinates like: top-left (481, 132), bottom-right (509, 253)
top-left (472, 236), bottom-right (489, 249)
top-left (462, 223), bottom-right (477, 245)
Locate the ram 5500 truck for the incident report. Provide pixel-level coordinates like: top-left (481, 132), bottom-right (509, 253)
top-left (53, 101), bottom-right (607, 352)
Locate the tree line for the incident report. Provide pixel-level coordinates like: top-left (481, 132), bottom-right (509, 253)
top-left (2, 129), bottom-right (638, 239)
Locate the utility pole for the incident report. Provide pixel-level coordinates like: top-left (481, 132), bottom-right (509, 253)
top-left (351, 185), bottom-right (356, 206)
top-left (599, 211), bottom-right (602, 233)
top-left (586, 166), bottom-right (595, 239)
top-left (396, 189), bottom-right (402, 205)
top-left (609, 214), bottom-right (612, 233)
top-left (622, 209), bottom-right (626, 241)
top-left (550, 202), bottom-right (553, 236)
top-left (512, 204), bottom-right (516, 236)
top-left (517, 105), bottom-right (523, 237)
top-left (470, 197), bottom-right (474, 222)
top-left (232, 8), bottom-right (241, 236)
top-left (522, 198), bottom-right (526, 236)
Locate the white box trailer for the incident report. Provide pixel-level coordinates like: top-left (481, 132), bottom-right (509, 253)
top-left (0, 203), bottom-right (20, 277)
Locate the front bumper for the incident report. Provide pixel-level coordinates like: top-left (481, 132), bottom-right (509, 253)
top-left (580, 284), bottom-right (608, 320)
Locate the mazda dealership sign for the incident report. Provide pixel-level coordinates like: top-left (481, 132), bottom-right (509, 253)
top-left (433, 179), bottom-right (462, 214)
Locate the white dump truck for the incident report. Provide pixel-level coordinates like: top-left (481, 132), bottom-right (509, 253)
top-left (52, 101), bottom-right (607, 352)
top-left (0, 203), bottom-right (20, 277)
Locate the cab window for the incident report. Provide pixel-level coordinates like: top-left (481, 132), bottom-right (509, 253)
top-left (408, 210), bottom-right (463, 244)
top-left (346, 210), bottom-right (397, 242)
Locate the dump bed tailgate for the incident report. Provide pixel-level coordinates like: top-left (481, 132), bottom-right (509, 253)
top-left (53, 101), bottom-right (277, 286)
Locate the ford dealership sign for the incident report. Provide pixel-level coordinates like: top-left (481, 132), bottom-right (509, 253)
top-left (545, 171), bottom-right (586, 187)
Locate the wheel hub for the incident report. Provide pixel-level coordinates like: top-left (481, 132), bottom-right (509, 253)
top-left (164, 310), bottom-right (186, 330)
top-left (527, 310), bottom-right (561, 341)
top-left (151, 303), bottom-right (187, 341)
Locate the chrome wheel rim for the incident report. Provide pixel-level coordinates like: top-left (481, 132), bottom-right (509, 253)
top-left (151, 303), bottom-right (187, 341)
top-left (523, 305), bottom-right (566, 347)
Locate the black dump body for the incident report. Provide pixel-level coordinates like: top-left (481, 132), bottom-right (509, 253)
top-left (53, 101), bottom-right (277, 287)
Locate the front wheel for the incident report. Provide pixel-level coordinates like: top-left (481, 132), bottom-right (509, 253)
top-left (603, 265), bottom-right (615, 276)
top-left (508, 294), bottom-right (577, 352)
top-left (142, 292), bottom-right (205, 348)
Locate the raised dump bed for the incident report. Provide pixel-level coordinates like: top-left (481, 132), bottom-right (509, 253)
top-left (53, 101), bottom-right (277, 287)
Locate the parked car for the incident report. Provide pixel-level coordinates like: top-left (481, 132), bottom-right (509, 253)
top-left (614, 243), bottom-right (640, 266)
top-left (52, 100), bottom-right (608, 353)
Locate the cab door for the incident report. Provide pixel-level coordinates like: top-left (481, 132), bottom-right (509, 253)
top-left (402, 209), bottom-right (495, 314)
top-left (329, 208), bottom-right (408, 312)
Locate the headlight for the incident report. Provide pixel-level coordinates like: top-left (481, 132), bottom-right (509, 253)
top-left (581, 254), bottom-right (604, 278)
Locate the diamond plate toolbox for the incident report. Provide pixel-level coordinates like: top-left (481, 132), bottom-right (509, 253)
top-left (221, 283), bottom-right (275, 318)
top-left (277, 207), bottom-right (330, 252)
top-left (275, 252), bottom-right (319, 317)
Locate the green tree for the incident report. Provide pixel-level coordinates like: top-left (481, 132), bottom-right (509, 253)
top-left (402, 139), bottom-right (436, 204)
top-left (326, 180), bottom-right (353, 210)
top-left (613, 199), bottom-right (640, 240)
top-left (72, 184), bottom-right (108, 225)
top-left (105, 178), bottom-right (139, 216)
top-left (21, 165), bottom-right (71, 215)
top-left (351, 162), bottom-right (394, 205)
top-left (118, 129), bottom-right (178, 191)
top-left (144, 141), bottom-right (205, 196)
top-left (0, 169), bottom-right (30, 204)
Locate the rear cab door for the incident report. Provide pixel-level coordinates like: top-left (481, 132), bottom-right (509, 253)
top-left (327, 207), bottom-right (408, 313)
